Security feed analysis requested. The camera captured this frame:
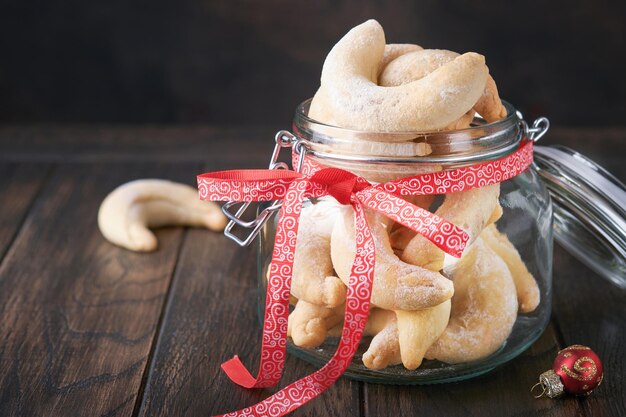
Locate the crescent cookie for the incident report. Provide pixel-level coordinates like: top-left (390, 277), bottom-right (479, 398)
top-left (310, 20), bottom-right (488, 132)
top-left (481, 224), bottom-right (540, 313)
top-left (331, 207), bottom-right (454, 311)
top-left (425, 238), bottom-right (518, 363)
top-left (378, 43), bottom-right (423, 76)
top-left (380, 48), bottom-right (506, 123)
top-left (362, 308), bottom-right (403, 369)
top-left (395, 300), bottom-right (451, 370)
top-left (291, 201), bottom-right (346, 308)
top-left (288, 301), bottom-right (344, 348)
top-left (401, 184), bottom-right (502, 272)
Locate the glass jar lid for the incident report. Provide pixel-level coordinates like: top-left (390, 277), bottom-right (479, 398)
top-left (533, 144), bottom-right (626, 288)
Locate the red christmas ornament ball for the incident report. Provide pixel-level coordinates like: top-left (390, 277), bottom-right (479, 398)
top-left (552, 345), bottom-right (603, 395)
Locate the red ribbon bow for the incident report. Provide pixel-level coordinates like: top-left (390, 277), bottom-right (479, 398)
top-left (197, 140), bottom-right (533, 417)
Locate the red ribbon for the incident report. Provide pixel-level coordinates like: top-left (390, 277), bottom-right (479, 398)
top-left (197, 140), bottom-right (534, 417)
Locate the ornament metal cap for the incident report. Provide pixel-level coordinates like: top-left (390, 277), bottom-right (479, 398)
top-left (532, 370), bottom-right (565, 398)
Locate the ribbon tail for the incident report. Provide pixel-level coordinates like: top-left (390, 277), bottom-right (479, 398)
top-left (220, 178), bottom-right (308, 389)
top-left (356, 188), bottom-right (469, 258)
top-left (220, 356), bottom-right (257, 387)
top-left (213, 202), bottom-right (376, 417)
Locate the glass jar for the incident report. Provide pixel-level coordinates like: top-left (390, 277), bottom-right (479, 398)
top-left (255, 99), bottom-right (553, 384)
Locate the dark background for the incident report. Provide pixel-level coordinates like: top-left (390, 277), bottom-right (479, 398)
top-left (1, 0), bottom-right (625, 127)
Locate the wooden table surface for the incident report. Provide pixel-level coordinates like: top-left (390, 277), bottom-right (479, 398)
top-left (0, 126), bottom-right (624, 417)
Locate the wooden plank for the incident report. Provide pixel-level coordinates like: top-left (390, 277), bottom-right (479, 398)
top-left (0, 126), bottom-right (275, 164)
top-left (0, 161), bottom-right (199, 416)
top-left (550, 235), bottom-right (626, 417)
top-left (0, 163), bottom-right (49, 260)
top-left (2, 126), bottom-right (624, 172)
top-left (136, 228), bottom-right (361, 417)
top-left (363, 323), bottom-right (585, 417)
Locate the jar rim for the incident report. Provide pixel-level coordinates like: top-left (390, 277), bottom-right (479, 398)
top-left (292, 98), bottom-right (524, 164)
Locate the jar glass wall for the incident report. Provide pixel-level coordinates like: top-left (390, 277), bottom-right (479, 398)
top-left (258, 100), bottom-right (553, 384)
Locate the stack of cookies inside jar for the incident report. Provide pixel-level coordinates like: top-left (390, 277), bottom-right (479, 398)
top-left (280, 20), bottom-right (540, 371)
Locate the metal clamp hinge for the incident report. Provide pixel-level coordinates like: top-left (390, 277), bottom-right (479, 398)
top-left (517, 111), bottom-right (550, 142)
top-left (221, 130), bottom-right (308, 247)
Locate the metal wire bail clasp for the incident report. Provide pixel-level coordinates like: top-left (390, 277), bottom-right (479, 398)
top-left (221, 130), bottom-right (305, 247)
top-left (517, 111), bottom-right (550, 142)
